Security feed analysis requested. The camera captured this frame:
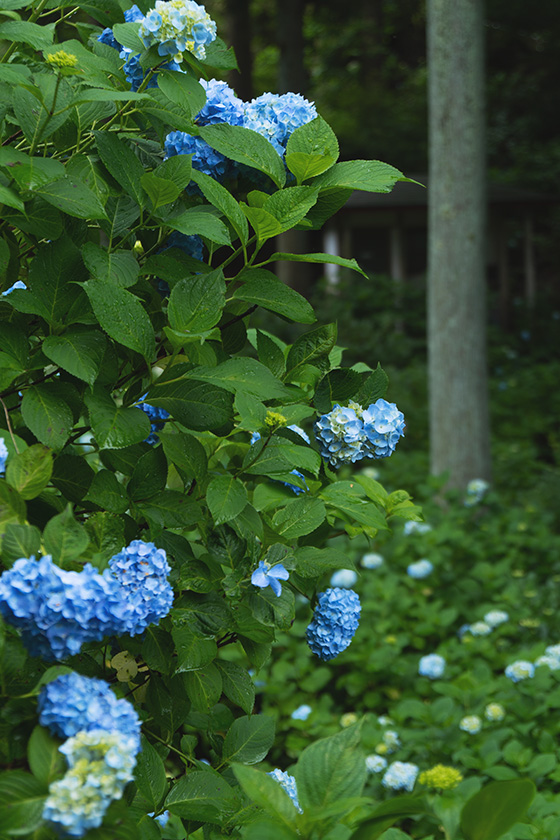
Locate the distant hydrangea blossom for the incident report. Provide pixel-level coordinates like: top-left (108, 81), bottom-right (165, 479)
top-left (243, 92), bottom-right (317, 156)
top-left (268, 769), bottom-right (303, 813)
top-left (464, 478), bottom-right (489, 506)
top-left (306, 588), bottom-right (361, 661)
top-left (418, 653), bottom-right (446, 679)
top-left (535, 654), bottom-right (560, 670)
top-left (291, 704), bottom-right (312, 721)
top-left (0, 438), bottom-right (7, 475)
top-left (138, 399), bottom-right (170, 445)
top-left (1, 280), bottom-right (26, 295)
top-left (149, 811), bottom-right (170, 827)
top-left (340, 712), bottom-right (359, 728)
top-left (138, 0), bottom-right (217, 63)
top-left (366, 754), bottom-right (387, 773)
top-left (38, 673), bottom-right (140, 746)
top-left (377, 715), bottom-right (393, 726)
top-left (545, 643), bottom-right (560, 657)
top-left (459, 715), bottom-right (482, 734)
top-left (314, 399), bottom-right (405, 467)
top-left (361, 552), bottom-right (384, 569)
top-left (484, 702), bottom-right (505, 722)
top-left (468, 621), bottom-right (492, 637)
top-left (0, 541), bottom-right (172, 660)
top-left (419, 765), bottom-right (463, 790)
top-left (407, 559), bottom-right (433, 579)
top-left (382, 730), bottom-right (400, 753)
top-left (382, 761), bottom-right (419, 792)
top-left (403, 521), bottom-right (431, 535)
top-left (330, 569), bottom-right (358, 588)
top-left (484, 610), bottom-right (509, 627)
top-left (251, 560), bottom-right (289, 597)
top-left (505, 661), bottom-right (535, 682)
top-left (43, 729), bottom-right (138, 837)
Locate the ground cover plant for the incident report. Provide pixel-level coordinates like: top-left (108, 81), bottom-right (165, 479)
top-left (0, 1), bottom-right (541, 839)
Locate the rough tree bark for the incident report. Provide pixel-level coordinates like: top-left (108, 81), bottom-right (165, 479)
top-left (426, 0), bottom-right (491, 488)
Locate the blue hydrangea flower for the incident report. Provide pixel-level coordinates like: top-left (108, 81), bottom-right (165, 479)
top-left (361, 552), bottom-right (384, 569)
top-left (306, 588), bottom-right (361, 661)
top-left (120, 47), bottom-right (181, 92)
top-left (268, 769), bottom-right (303, 813)
top-left (0, 438), bottom-right (7, 475)
top-left (535, 654), bottom-right (560, 670)
top-left (149, 810), bottom-right (170, 827)
top-left (382, 730), bottom-right (400, 753)
top-left (196, 78), bottom-right (245, 126)
top-left (418, 653), bottom-right (446, 679)
top-left (505, 661), bottom-right (535, 682)
top-left (407, 559), bottom-right (433, 579)
top-left (251, 561), bottom-right (289, 597)
top-left (109, 540), bottom-right (173, 635)
top-left (287, 424), bottom-right (310, 444)
top-left (137, 399), bottom-right (170, 445)
top-left (484, 609), bottom-right (508, 627)
top-left (291, 704), bottom-right (312, 721)
top-left (330, 569), bottom-right (358, 588)
top-left (464, 478), bottom-right (489, 506)
top-left (484, 702), bottom-right (505, 722)
top-left (468, 620), bottom-right (492, 637)
top-left (164, 130), bottom-right (232, 182)
top-left (382, 761), bottom-right (419, 792)
top-left (366, 754), bottom-right (387, 773)
top-left (403, 521), bottom-right (431, 535)
top-left (546, 643), bottom-right (560, 657)
top-left (138, 0), bottom-right (217, 63)
top-left (1, 280), bottom-right (26, 295)
top-left (314, 404), bottom-right (365, 467)
top-left (243, 92), bottom-right (317, 156)
top-left (459, 715), bottom-right (482, 734)
top-left (361, 399), bottom-right (405, 459)
top-left (38, 673), bottom-right (141, 747)
top-left (43, 729), bottom-right (138, 838)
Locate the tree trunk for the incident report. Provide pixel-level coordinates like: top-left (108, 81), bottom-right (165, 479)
top-left (426, 0), bottom-right (491, 488)
top-left (223, 0), bottom-right (253, 101)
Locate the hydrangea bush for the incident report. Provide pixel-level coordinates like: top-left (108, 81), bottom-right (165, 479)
top-left (0, 2), bottom-right (535, 839)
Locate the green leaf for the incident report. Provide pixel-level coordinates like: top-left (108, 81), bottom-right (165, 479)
top-left (233, 764), bottom-right (298, 827)
top-left (159, 430), bottom-right (207, 483)
top-left (285, 116), bottom-right (339, 181)
top-left (320, 482), bottom-right (388, 532)
top-left (184, 662), bottom-right (223, 711)
top-left (137, 491), bottom-right (202, 528)
top-left (0, 479), bottom-right (26, 537)
top-left (355, 363), bottom-right (389, 405)
top-left (43, 331), bottom-right (107, 386)
top-left (21, 385), bottom-right (73, 451)
top-left (135, 737), bottom-right (168, 811)
top-left (154, 154), bottom-right (193, 191)
top-left (199, 123), bottom-right (286, 188)
top-left (128, 446), bottom-right (168, 502)
top-left (168, 268), bottom-right (226, 333)
top-left (0, 183), bottom-right (24, 213)
top-left (314, 369), bottom-right (364, 413)
top-left (5, 444), bottom-right (53, 500)
top-left (294, 546), bottom-right (357, 578)
top-left (1, 523), bottom-right (41, 567)
top-left (166, 207), bottom-right (232, 246)
top-left (0, 19), bottom-right (54, 49)
top-left (271, 497), bottom-right (326, 539)
top-left (313, 159), bottom-right (406, 193)
top-left (82, 280), bottom-right (155, 360)
top-left (243, 438), bottom-right (321, 478)
top-left (82, 243), bottom-right (139, 288)
top-left (157, 68), bottom-right (206, 117)
top-left (141, 172), bottom-right (182, 210)
top-left (242, 820), bottom-right (299, 840)
top-left (94, 130), bottom-right (145, 207)
top-left (233, 268), bottom-right (315, 324)
top-left (146, 379), bottom-right (233, 431)
top-left (190, 169), bottom-right (248, 245)
top-left (85, 387), bottom-right (151, 449)
top-left (173, 625), bottom-right (217, 673)
top-left (35, 176), bottom-right (107, 220)
top-left (112, 21), bottom-right (144, 53)
top-left (187, 358), bottom-right (295, 401)
top-left (295, 724), bottom-right (366, 811)
top-left (460, 779), bottom-right (536, 840)
top-left (263, 186), bottom-right (319, 232)
top-left (257, 330), bottom-right (285, 377)
top-left (0, 771), bottom-right (47, 835)
top-left (349, 798), bottom-right (431, 840)
top-left (84, 469), bottom-right (129, 514)
top-left (222, 714), bottom-right (275, 765)
top-left (216, 660), bottom-right (255, 715)
top-left (51, 455), bottom-right (95, 503)
top-left (43, 505), bottom-right (90, 563)
top-left (206, 475), bottom-right (248, 525)
top-left (28, 726), bottom-right (65, 786)
top-left (164, 771), bottom-right (234, 823)
top-left (242, 205), bottom-right (282, 243)
top-left (285, 323), bottom-right (338, 377)
top-left (71, 88), bottom-right (151, 105)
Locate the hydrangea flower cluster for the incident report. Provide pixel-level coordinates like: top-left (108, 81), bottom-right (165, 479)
top-left (243, 92), bottom-right (317, 156)
top-left (330, 569), bottom-right (358, 588)
top-left (366, 754), bottom-right (387, 773)
top-left (43, 729), bottom-right (138, 837)
top-left (0, 437), bottom-right (7, 474)
top-left (505, 660), bottom-right (535, 682)
top-left (138, 0), bottom-right (217, 63)
top-left (418, 653), bottom-right (446, 679)
top-left (418, 765), bottom-right (463, 790)
top-left (138, 400), bottom-right (171, 445)
top-left (403, 520), bottom-right (431, 535)
top-left (291, 704), bottom-right (312, 721)
top-left (0, 541), bottom-right (173, 660)
top-left (484, 609), bottom-right (509, 627)
top-left (407, 558), bottom-right (433, 579)
top-left (315, 399), bottom-right (405, 467)
top-left (306, 588), bottom-right (361, 661)
top-left (361, 552), bottom-right (384, 569)
top-left (165, 130), bottom-right (233, 181)
top-left (484, 702), bottom-right (505, 722)
top-left (459, 715), bottom-right (482, 734)
top-left (251, 560), bottom-right (289, 597)
top-left (38, 673), bottom-right (141, 746)
top-left (378, 729), bottom-right (400, 755)
top-left (382, 761), bottom-right (419, 792)
top-left (464, 478), bottom-right (489, 506)
top-left (268, 769), bottom-right (303, 813)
